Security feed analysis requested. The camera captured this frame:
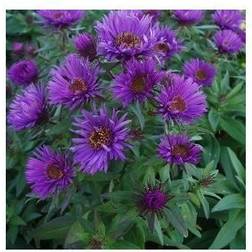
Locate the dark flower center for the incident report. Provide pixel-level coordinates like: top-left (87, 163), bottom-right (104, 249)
top-left (47, 164), bottom-right (64, 180)
top-left (169, 96), bottom-right (186, 112)
top-left (131, 76), bottom-right (146, 93)
top-left (171, 144), bottom-right (189, 157)
top-left (196, 69), bottom-right (207, 81)
top-left (155, 42), bottom-right (169, 53)
top-left (115, 32), bottom-right (141, 48)
top-left (89, 127), bottom-right (111, 149)
top-left (69, 78), bottom-right (88, 93)
top-left (143, 189), bottom-right (168, 210)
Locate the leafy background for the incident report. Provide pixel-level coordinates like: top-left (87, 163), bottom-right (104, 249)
top-left (6, 10), bottom-right (245, 249)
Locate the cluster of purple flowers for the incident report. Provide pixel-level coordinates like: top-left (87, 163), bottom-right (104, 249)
top-left (212, 10), bottom-right (245, 53)
top-left (6, 10), bottom-right (245, 207)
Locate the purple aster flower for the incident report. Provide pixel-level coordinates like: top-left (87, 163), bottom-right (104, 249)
top-left (137, 185), bottom-right (170, 215)
top-left (134, 10), bottom-right (161, 23)
top-left (158, 134), bottom-right (202, 165)
top-left (71, 107), bottom-right (131, 175)
top-left (8, 60), bottom-right (38, 86)
top-left (112, 59), bottom-right (162, 106)
top-left (173, 10), bottom-right (204, 25)
top-left (74, 33), bottom-right (97, 61)
top-left (48, 54), bottom-right (100, 109)
top-left (96, 10), bottom-right (156, 60)
top-left (214, 29), bottom-right (243, 53)
top-left (212, 10), bottom-right (243, 31)
top-left (153, 24), bottom-right (182, 60)
top-left (156, 75), bottom-right (207, 124)
top-left (183, 58), bottom-right (217, 86)
top-left (12, 42), bottom-right (24, 55)
top-left (37, 10), bottom-right (84, 28)
top-left (8, 84), bottom-right (47, 131)
top-left (25, 145), bottom-right (74, 199)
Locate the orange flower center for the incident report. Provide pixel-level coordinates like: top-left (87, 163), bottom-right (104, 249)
top-left (169, 96), bottom-right (186, 112)
top-left (171, 144), bottom-right (189, 157)
top-left (89, 127), bottom-right (111, 149)
top-left (47, 164), bottom-right (64, 180)
top-left (115, 32), bottom-right (141, 48)
top-left (131, 76), bottom-right (146, 93)
top-left (196, 69), bottom-right (207, 81)
top-left (69, 78), bottom-right (88, 93)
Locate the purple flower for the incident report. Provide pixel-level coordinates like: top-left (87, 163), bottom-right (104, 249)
top-left (8, 60), bottom-right (38, 85)
top-left (156, 75), bottom-right (207, 124)
top-left (158, 134), bottom-right (202, 165)
top-left (71, 107), bottom-right (131, 175)
top-left (12, 42), bottom-right (24, 55)
top-left (135, 10), bottom-right (161, 23)
top-left (112, 59), bottom-right (162, 106)
top-left (138, 185), bottom-right (169, 215)
top-left (37, 10), bottom-right (84, 28)
top-left (153, 24), bottom-right (182, 60)
top-left (96, 10), bottom-right (156, 60)
top-left (214, 29), bottom-right (243, 53)
top-left (8, 84), bottom-right (47, 131)
top-left (183, 59), bottom-right (217, 86)
top-left (26, 146), bottom-right (74, 199)
top-left (74, 33), bottom-right (97, 61)
top-left (173, 10), bottom-right (204, 25)
top-left (48, 54), bottom-right (100, 109)
top-left (212, 10), bottom-right (243, 31)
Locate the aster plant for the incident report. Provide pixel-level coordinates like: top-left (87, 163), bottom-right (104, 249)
top-left (6, 10), bottom-right (245, 250)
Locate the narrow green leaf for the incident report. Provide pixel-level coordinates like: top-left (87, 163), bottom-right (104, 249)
top-left (227, 147), bottom-right (245, 182)
top-left (208, 109), bottom-right (220, 131)
top-left (212, 194), bottom-right (245, 212)
top-left (33, 216), bottom-right (76, 240)
top-left (210, 210), bottom-right (245, 249)
top-left (130, 101), bottom-right (145, 130)
top-left (196, 190), bottom-right (210, 219)
top-left (154, 214), bottom-right (164, 245)
top-left (164, 208), bottom-right (188, 237)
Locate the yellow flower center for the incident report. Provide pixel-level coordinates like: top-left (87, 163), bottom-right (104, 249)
top-left (89, 127), bottom-right (111, 149)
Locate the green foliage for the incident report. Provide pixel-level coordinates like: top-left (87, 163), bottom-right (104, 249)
top-left (6, 10), bottom-right (245, 249)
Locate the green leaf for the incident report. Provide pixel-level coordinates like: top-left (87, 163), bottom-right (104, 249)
top-left (196, 190), bottom-right (210, 219)
top-left (227, 147), bottom-right (245, 182)
top-left (130, 101), bottom-right (145, 130)
top-left (220, 117), bottom-right (245, 144)
top-left (220, 70), bottom-right (230, 93)
top-left (212, 194), bottom-right (245, 212)
top-left (10, 216), bottom-right (26, 226)
top-left (154, 214), bottom-right (164, 245)
top-left (64, 221), bottom-right (89, 247)
top-left (210, 210), bottom-right (245, 249)
top-left (101, 191), bottom-right (134, 202)
top-left (164, 208), bottom-right (188, 237)
top-left (33, 216), bottom-right (76, 240)
top-left (208, 109), bottom-right (220, 131)
top-left (225, 82), bottom-right (243, 100)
